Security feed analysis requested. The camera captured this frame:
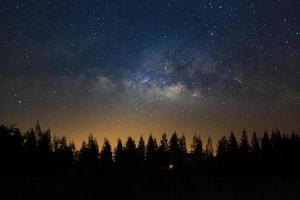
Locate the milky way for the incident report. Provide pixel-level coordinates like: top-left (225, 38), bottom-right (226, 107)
top-left (0, 0), bottom-right (299, 146)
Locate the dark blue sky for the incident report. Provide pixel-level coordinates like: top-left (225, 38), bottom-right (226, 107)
top-left (0, 0), bottom-right (299, 145)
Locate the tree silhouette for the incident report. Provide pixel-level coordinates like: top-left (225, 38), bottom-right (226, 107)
top-left (261, 130), bottom-right (272, 172)
top-left (35, 121), bottom-right (42, 137)
top-left (191, 134), bottom-right (203, 166)
top-left (271, 128), bottom-right (282, 154)
top-left (87, 134), bottom-right (100, 160)
top-left (79, 141), bottom-right (88, 161)
top-left (261, 130), bottom-right (271, 156)
top-left (250, 131), bottom-right (260, 155)
top-left (238, 129), bottom-right (250, 174)
top-left (37, 128), bottom-right (52, 170)
top-left (100, 138), bottom-right (113, 167)
top-left (228, 131), bottom-right (238, 154)
top-left (159, 132), bottom-right (170, 169)
top-left (247, 131), bottom-right (260, 175)
top-left (169, 132), bottom-right (180, 168)
top-left (205, 136), bottom-right (214, 160)
top-left (179, 134), bottom-right (187, 167)
top-left (1, 122), bottom-right (300, 187)
top-left (146, 134), bottom-right (158, 166)
top-left (24, 128), bottom-right (37, 153)
top-left (227, 131), bottom-right (238, 166)
top-left (53, 136), bottom-right (75, 173)
top-left (23, 128), bottom-right (38, 173)
top-left (79, 134), bottom-right (99, 169)
top-left (159, 132), bottom-right (169, 152)
top-left (137, 136), bottom-right (146, 164)
top-left (124, 137), bottom-right (138, 169)
top-left (179, 135), bottom-right (187, 154)
top-left (37, 128), bottom-right (52, 152)
top-left (0, 125), bottom-right (23, 175)
top-left (216, 136), bottom-right (228, 166)
top-left (114, 138), bottom-right (124, 166)
top-left (240, 129), bottom-right (249, 155)
top-left (9, 126), bottom-right (23, 153)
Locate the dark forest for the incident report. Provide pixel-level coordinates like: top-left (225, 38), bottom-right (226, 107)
top-left (1, 122), bottom-right (300, 200)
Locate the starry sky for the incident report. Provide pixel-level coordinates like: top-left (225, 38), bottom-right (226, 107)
top-left (0, 0), bottom-right (299, 147)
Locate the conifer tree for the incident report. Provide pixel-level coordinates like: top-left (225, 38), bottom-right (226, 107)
top-left (240, 129), bottom-right (249, 156)
top-left (217, 136), bottom-right (228, 163)
top-left (191, 134), bottom-right (203, 161)
top-left (146, 134), bottom-right (158, 163)
top-left (137, 136), bottom-right (146, 163)
top-left (205, 136), bottom-right (214, 159)
top-left (100, 138), bottom-right (113, 165)
top-left (114, 139), bottom-right (123, 164)
top-left (159, 133), bottom-right (169, 168)
top-left (250, 131), bottom-right (260, 155)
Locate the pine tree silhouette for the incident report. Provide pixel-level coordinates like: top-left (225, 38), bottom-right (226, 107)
top-left (79, 134), bottom-right (99, 171)
top-left (179, 134), bottom-right (187, 167)
top-left (191, 134), bottom-right (203, 167)
top-left (216, 136), bottom-right (228, 165)
top-left (1, 122), bottom-right (300, 192)
top-left (169, 132), bottom-right (180, 169)
top-left (159, 132), bottom-right (170, 169)
top-left (205, 136), bottom-right (214, 160)
top-left (250, 131), bottom-right (260, 155)
top-left (137, 136), bottom-right (146, 164)
top-left (124, 137), bottom-right (137, 169)
top-left (261, 130), bottom-right (271, 156)
top-left (114, 138), bottom-right (124, 166)
top-left (146, 134), bottom-right (158, 167)
top-left (100, 138), bottom-right (113, 167)
top-left (240, 129), bottom-right (249, 155)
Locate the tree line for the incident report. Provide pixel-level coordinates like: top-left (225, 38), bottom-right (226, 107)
top-left (1, 122), bottom-right (300, 178)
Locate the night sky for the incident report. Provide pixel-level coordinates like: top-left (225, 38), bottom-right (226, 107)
top-left (1, 0), bottom-right (299, 147)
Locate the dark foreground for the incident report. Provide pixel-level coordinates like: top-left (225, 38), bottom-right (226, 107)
top-left (2, 175), bottom-right (300, 200)
top-left (1, 124), bottom-right (300, 199)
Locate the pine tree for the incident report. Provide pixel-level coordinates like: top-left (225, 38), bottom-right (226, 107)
top-left (205, 136), bottom-right (214, 160)
top-left (250, 131), bottom-right (260, 155)
top-left (271, 128), bottom-right (282, 154)
top-left (37, 128), bottom-right (52, 154)
top-left (159, 132), bottom-right (169, 153)
top-left (53, 136), bottom-right (74, 170)
top-left (169, 132), bottom-right (180, 166)
top-left (125, 137), bottom-right (136, 153)
top-left (159, 133), bottom-right (169, 168)
top-left (79, 141), bottom-right (88, 162)
top-left (191, 134), bottom-right (203, 161)
top-left (228, 131), bottom-right (238, 156)
top-left (179, 134), bottom-right (187, 165)
top-left (216, 136), bottom-right (228, 163)
top-left (87, 134), bottom-right (99, 161)
top-left (146, 134), bottom-right (158, 163)
top-left (24, 128), bottom-right (37, 153)
top-left (261, 130), bottom-right (271, 156)
top-left (35, 121), bottom-right (42, 136)
top-left (124, 137), bottom-right (137, 166)
top-left (78, 134), bottom-right (99, 165)
top-left (137, 136), bottom-right (145, 163)
top-left (179, 134), bottom-right (187, 155)
top-left (100, 138), bottom-right (112, 165)
top-left (66, 141), bottom-right (76, 165)
top-left (240, 129), bottom-right (249, 156)
top-left (114, 139), bottom-right (123, 164)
